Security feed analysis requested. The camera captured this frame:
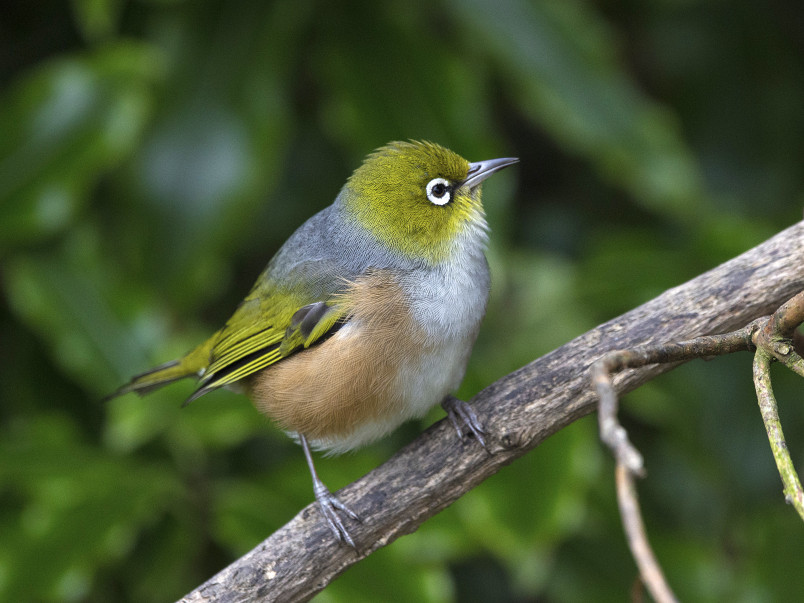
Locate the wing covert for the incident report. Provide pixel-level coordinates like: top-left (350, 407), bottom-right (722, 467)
top-left (184, 269), bottom-right (348, 404)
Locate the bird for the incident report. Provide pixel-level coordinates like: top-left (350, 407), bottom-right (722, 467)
top-left (106, 140), bottom-right (518, 546)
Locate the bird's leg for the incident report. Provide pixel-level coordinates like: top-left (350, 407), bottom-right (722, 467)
top-left (441, 395), bottom-right (487, 449)
top-left (299, 433), bottom-right (360, 547)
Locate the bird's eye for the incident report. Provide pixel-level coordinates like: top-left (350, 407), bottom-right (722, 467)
top-left (426, 178), bottom-right (452, 206)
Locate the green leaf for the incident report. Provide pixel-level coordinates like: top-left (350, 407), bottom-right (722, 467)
top-left (312, 3), bottom-right (492, 154)
top-left (0, 43), bottom-right (163, 251)
top-left (0, 413), bottom-right (183, 602)
top-left (4, 233), bottom-right (162, 392)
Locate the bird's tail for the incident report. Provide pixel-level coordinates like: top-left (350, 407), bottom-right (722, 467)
top-left (104, 343), bottom-right (210, 402)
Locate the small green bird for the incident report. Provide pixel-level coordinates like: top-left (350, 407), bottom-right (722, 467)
top-left (108, 141), bottom-right (518, 546)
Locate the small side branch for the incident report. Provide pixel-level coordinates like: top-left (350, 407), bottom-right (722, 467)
top-left (752, 349), bottom-right (804, 519)
top-left (593, 322), bottom-right (761, 475)
top-left (751, 290), bottom-right (804, 519)
top-left (593, 283), bottom-right (804, 600)
top-left (592, 322), bottom-right (760, 601)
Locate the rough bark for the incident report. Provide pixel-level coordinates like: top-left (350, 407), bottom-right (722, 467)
top-left (181, 220), bottom-right (804, 603)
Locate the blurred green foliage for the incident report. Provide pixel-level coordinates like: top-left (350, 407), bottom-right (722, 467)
top-left (1, 1), bottom-right (803, 601)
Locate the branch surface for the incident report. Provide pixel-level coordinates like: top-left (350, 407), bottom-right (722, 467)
top-left (181, 220), bottom-right (804, 603)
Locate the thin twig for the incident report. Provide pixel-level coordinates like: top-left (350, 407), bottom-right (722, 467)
top-left (592, 363), bottom-right (645, 476)
top-left (750, 290), bottom-right (804, 520)
top-left (616, 464), bottom-right (678, 603)
top-left (752, 348), bottom-right (804, 519)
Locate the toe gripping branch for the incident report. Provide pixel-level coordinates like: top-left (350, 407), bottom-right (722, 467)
top-left (442, 395), bottom-right (487, 449)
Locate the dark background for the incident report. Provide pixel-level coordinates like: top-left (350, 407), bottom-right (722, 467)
top-left (1, 1), bottom-right (803, 601)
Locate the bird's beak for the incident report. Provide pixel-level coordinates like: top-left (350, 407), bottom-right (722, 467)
top-left (462, 156), bottom-right (519, 189)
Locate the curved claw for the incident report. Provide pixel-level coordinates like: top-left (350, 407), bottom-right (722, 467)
top-left (441, 396), bottom-right (487, 449)
top-left (313, 481), bottom-right (360, 548)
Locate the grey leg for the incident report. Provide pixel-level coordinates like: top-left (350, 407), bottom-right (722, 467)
top-left (299, 433), bottom-right (359, 547)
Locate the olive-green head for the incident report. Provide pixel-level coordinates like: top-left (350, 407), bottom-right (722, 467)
top-left (341, 141), bottom-right (518, 265)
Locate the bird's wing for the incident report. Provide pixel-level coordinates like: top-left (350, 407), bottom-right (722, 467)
top-left (185, 264), bottom-right (348, 403)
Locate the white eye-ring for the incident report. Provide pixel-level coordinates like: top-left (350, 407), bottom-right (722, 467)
top-left (426, 178), bottom-right (452, 206)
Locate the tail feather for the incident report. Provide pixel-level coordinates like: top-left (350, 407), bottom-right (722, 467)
top-left (104, 358), bottom-right (201, 401)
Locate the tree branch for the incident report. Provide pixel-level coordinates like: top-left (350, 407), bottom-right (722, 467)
top-left (181, 220), bottom-right (804, 603)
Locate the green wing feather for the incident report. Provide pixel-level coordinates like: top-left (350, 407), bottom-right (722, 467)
top-left (185, 280), bottom-right (347, 403)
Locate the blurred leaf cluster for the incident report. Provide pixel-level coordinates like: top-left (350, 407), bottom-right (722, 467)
top-left (1, 1), bottom-right (803, 601)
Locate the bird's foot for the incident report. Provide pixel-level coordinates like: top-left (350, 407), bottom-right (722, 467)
top-left (313, 480), bottom-right (360, 548)
top-left (441, 395), bottom-right (487, 449)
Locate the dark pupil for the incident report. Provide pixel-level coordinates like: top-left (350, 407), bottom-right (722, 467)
top-left (432, 183), bottom-right (447, 197)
